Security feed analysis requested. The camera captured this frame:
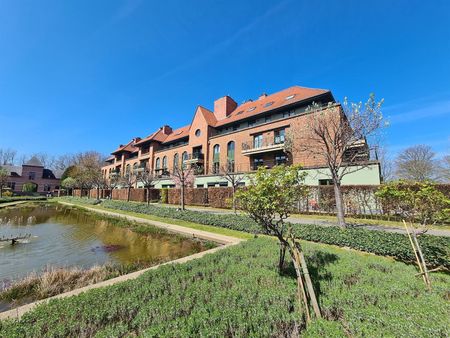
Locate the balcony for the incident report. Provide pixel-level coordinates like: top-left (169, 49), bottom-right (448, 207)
top-left (241, 136), bottom-right (285, 156)
top-left (154, 168), bottom-right (170, 178)
top-left (183, 153), bottom-right (204, 164)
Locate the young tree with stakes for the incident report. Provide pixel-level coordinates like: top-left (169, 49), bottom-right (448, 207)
top-left (286, 94), bottom-right (385, 227)
top-left (122, 170), bottom-right (138, 202)
top-left (376, 180), bottom-right (450, 289)
top-left (236, 165), bottom-right (320, 324)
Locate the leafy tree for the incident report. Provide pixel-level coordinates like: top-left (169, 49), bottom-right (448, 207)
top-left (236, 165), bottom-right (320, 323)
top-left (0, 167), bottom-right (9, 197)
top-left (395, 145), bottom-right (438, 181)
top-left (61, 177), bottom-right (77, 196)
top-left (22, 182), bottom-right (38, 193)
top-left (287, 94), bottom-right (385, 227)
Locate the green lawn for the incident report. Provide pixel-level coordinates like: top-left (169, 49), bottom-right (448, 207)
top-left (1, 238), bottom-right (448, 337)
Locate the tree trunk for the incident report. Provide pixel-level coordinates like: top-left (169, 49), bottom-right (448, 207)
top-left (278, 241), bottom-right (287, 273)
top-left (232, 185), bottom-right (237, 214)
top-left (333, 180), bottom-right (346, 228)
top-left (146, 187), bottom-right (150, 206)
top-left (127, 187), bottom-right (131, 202)
top-left (181, 184), bottom-right (185, 210)
top-left (0, 187), bottom-right (2, 198)
top-left (97, 187), bottom-right (100, 200)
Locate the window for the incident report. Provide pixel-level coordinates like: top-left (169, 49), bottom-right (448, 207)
top-left (173, 153), bottom-right (179, 169)
top-left (227, 141), bottom-right (235, 172)
top-left (233, 124), bottom-right (239, 131)
top-left (265, 115), bottom-right (272, 123)
top-left (155, 158), bottom-right (161, 169)
top-left (264, 101), bottom-right (274, 108)
top-left (28, 172), bottom-right (36, 180)
top-left (219, 182), bottom-right (228, 187)
top-left (207, 182), bottom-right (217, 187)
top-left (283, 110), bottom-right (295, 118)
top-left (274, 129), bottom-right (285, 144)
top-left (212, 144), bottom-right (220, 173)
top-left (248, 120), bottom-right (255, 128)
top-left (319, 179), bottom-right (333, 186)
top-left (7, 182), bottom-right (15, 190)
top-left (285, 94), bottom-right (296, 100)
top-left (253, 134), bottom-right (263, 148)
top-left (125, 164), bottom-right (130, 175)
top-left (275, 153), bottom-right (287, 165)
top-left (162, 156), bottom-right (168, 169)
top-left (133, 163), bottom-right (138, 172)
top-left (182, 151), bottom-right (188, 168)
top-left (196, 184), bottom-right (204, 188)
top-left (253, 157), bottom-right (264, 170)
top-left (236, 111), bottom-right (244, 115)
top-left (247, 107), bottom-right (256, 112)
top-left (195, 129), bottom-right (201, 137)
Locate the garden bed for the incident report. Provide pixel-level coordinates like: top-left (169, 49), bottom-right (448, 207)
top-left (1, 238), bottom-right (449, 337)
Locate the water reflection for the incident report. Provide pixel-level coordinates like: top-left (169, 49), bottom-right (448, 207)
top-left (0, 203), bottom-right (209, 282)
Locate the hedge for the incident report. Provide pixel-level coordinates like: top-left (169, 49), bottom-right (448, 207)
top-left (63, 198), bottom-right (450, 269)
top-left (0, 196), bottom-right (47, 204)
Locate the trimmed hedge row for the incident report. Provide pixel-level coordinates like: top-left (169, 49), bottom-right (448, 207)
top-left (68, 199), bottom-right (450, 269)
top-left (0, 196), bottom-right (47, 204)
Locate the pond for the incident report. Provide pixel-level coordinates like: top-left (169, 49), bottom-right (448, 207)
top-left (0, 203), bottom-right (212, 284)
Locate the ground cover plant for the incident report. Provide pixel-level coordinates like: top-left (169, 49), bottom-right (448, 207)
top-left (1, 238), bottom-right (449, 337)
top-left (60, 197), bottom-right (450, 269)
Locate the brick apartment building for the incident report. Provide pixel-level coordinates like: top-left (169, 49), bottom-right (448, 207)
top-left (1, 157), bottom-right (61, 195)
top-left (101, 86), bottom-right (381, 188)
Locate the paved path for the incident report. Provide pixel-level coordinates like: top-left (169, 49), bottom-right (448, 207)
top-left (156, 203), bottom-right (450, 238)
top-left (0, 202), bottom-right (243, 321)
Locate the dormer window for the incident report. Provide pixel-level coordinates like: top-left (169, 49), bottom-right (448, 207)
top-left (247, 107), bottom-right (256, 112)
top-left (236, 111), bottom-right (244, 115)
top-left (264, 101), bottom-right (274, 108)
top-left (285, 94), bottom-right (296, 100)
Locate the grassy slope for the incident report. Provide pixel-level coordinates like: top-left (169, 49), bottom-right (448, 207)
top-left (1, 238), bottom-right (448, 337)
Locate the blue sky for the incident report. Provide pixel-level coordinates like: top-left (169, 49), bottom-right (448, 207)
top-left (0, 0), bottom-right (449, 159)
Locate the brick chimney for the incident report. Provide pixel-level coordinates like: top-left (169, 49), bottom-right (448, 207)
top-left (214, 96), bottom-right (237, 120)
top-left (161, 125), bottom-right (172, 135)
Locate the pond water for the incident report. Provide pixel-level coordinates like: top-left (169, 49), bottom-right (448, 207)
top-left (0, 203), bottom-right (210, 283)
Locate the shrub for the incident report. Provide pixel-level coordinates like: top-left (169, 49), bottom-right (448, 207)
top-left (160, 188), bottom-right (168, 204)
top-left (0, 196), bottom-right (47, 204)
top-left (62, 198), bottom-right (450, 268)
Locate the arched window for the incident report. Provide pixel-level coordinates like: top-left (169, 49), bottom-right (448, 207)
top-left (125, 164), bottom-right (130, 175)
top-left (155, 158), bottom-right (160, 169)
top-left (162, 156), bottom-right (167, 169)
top-left (173, 153), bottom-right (179, 169)
top-left (182, 151), bottom-right (188, 168)
top-left (133, 163), bottom-right (138, 172)
top-left (227, 141), bottom-right (235, 172)
top-left (213, 144), bottom-right (220, 174)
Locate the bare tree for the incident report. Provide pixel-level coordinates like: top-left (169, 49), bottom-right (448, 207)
top-left (52, 154), bottom-right (75, 171)
top-left (104, 170), bottom-right (121, 199)
top-left (219, 161), bottom-right (246, 213)
top-left (378, 146), bottom-right (395, 182)
top-left (438, 155), bottom-right (450, 183)
top-left (0, 168), bottom-right (9, 197)
top-left (121, 170), bottom-right (138, 202)
top-left (287, 94), bottom-right (385, 227)
top-left (395, 145), bottom-right (438, 182)
top-left (171, 164), bottom-right (195, 210)
top-left (73, 151), bottom-right (105, 198)
top-left (137, 165), bottom-right (159, 205)
top-left (0, 148), bottom-right (17, 165)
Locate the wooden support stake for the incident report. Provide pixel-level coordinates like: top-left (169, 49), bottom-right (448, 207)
top-left (403, 220), bottom-right (427, 286)
top-left (411, 230), bottom-right (431, 290)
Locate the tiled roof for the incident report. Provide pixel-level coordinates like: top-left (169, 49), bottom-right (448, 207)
top-left (24, 156), bottom-right (43, 167)
top-left (197, 106), bottom-right (217, 126)
top-left (162, 125), bottom-right (190, 144)
top-left (0, 165), bottom-right (22, 176)
top-left (111, 140), bottom-right (139, 154)
top-left (214, 86), bottom-right (330, 127)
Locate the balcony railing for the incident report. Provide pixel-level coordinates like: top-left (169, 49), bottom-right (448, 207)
top-left (184, 153), bottom-right (204, 164)
top-left (154, 168), bottom-right (170, 178)
top-left (241, 136), bottom-right (285, 155)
